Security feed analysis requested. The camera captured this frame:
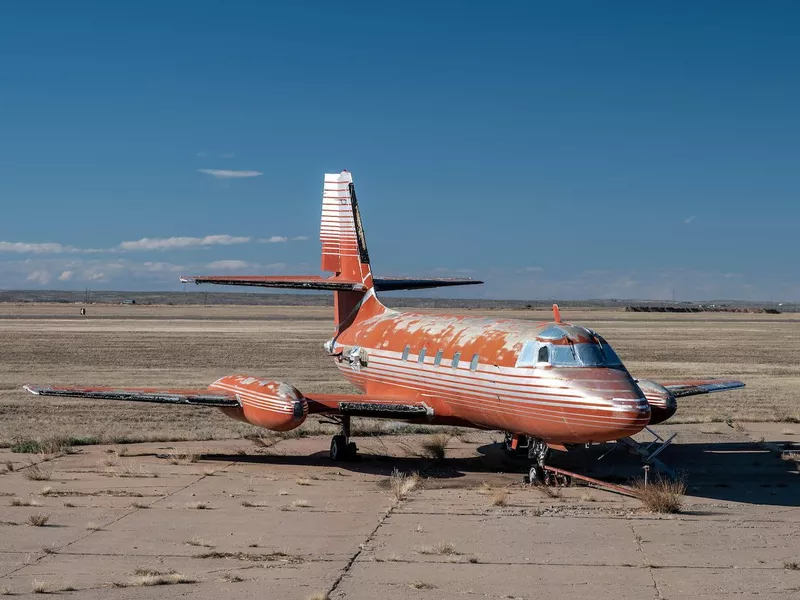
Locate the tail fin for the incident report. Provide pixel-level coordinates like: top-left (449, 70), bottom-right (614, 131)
top-left (320, 170), bottom-right (373, 288)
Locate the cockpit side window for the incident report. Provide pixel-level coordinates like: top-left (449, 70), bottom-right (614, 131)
top-left (537, 345), bottom-right (549, 363)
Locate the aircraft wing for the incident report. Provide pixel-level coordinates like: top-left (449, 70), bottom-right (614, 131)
top-left (306, 393), bottom-right (433, 419)
top-left (24, 385), bottom-right (240, 407)
top-left (659, 379), bottom-right (745, 398)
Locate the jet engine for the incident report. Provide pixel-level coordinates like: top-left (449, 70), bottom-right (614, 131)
top-left (209, 375), bottom-right (308, 431)
top-left (636, 379), bottom-right (677, 425)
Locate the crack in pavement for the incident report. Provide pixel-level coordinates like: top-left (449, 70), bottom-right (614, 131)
top-left (630, 521), bottom-right (664, 600)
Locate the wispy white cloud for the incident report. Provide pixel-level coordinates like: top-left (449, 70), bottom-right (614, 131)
top-left (0, 241), bottom-right (81, 254)
top-left (140, 261), bottom-right (184, 273)
top-left (58, 270), bottom-right (74, 281)
top-left (1, 232), bottom-right (307, 255)
top-left (26, 270), bottom-right (52, 285)
top-left (119, 235), bottom-right (250, 251)
top-left (219, 152), bottom-right (235, 159)
top-left (84, 270), bottom-right (107, 281)
top-left (197, 168), bottom-right (262, 179)
top-left (684, 215), bottom-right (697, 225)
top-left (205, 260), bottom-right (253, 270)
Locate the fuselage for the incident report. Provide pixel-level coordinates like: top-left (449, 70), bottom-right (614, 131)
top-left (330, 302), bottom-right (651, 443)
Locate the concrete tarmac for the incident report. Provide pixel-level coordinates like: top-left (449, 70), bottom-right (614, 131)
top-left (1, 424), bottom-right (798, 599)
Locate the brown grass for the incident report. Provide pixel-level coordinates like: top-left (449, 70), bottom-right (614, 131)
top-left (129, 572), bottom-right (196, 586)
top-left (389, 469), bottom-right (420, 501)
top-left (11, 497), bottom-right (41, 507)
top-left (27, 513), bottom-right (50, 527)
top-left (632, 477), bottom-right (687, 513)
top-left (219, 573), bottom-right (244, 583)
top-left (420, 434), bottom-right (450, 460)
top-left (490, 490), bottom-right (508, 506)
top-left (185, 501), bottom-right (210, 510)
top-left (185, 536), bottom-right (215, 548)
top-left (783, 560), bottom-right (799, 570)
top-left (409, 581), bottom-right (437, 590)
top-left (31, 580), bottom-right (48, 594)
top-left (165, 450), bottom-right (197, 464)
top-left (24, 463), bottom-right (52, 481)
top-left (193, 550), bottom-right (299, 563)
top-left (307, 593), bottom-right (329, 600)
top-left (416, 541), bottom-right (460, 556)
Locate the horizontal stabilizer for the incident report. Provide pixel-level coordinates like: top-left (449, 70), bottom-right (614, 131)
top-left (180, 275), bottom-right (481, 292)
top-left (24, 385), bottom-right (240, 407)
top-left (373, 277), bottom-right (483, 292)
top-left (181, 275), bottom-right (365, 291)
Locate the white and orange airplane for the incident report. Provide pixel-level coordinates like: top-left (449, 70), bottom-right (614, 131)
top-left (25, 171), bottom-right (744, 481)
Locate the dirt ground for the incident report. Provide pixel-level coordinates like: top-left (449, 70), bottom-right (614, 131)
top-left (0, 304), bottom-right (798, 446)
top-left (0, 424), bottom-right (798, 599)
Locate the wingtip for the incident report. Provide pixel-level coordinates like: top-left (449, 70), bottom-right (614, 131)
top-left (23, 384), bottom-right (40, 395)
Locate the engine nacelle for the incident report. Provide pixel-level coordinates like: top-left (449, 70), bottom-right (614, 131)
top-left (636, 379), bottom-right (677, 425)
top-left (209, 375), bottom-right (307, 431)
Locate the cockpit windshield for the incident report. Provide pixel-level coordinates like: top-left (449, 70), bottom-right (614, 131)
top-left (515, 335), bottom-right (623, 368)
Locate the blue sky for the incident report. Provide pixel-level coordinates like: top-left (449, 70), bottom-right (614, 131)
top-left (0, 1), bottom-right (797, 300)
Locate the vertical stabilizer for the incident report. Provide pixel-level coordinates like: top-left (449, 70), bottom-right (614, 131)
top-left (320, 171), bottom-right (379, 328)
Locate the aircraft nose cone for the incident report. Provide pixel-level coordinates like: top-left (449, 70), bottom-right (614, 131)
top-left (609, 397), bottom-right (651, 436)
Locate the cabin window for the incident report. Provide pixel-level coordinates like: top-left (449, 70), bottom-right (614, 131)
top-left (434, 350), bottom-right (443, 366)
top-left (418, 348), bottom-right (427, 363)
top-left (470, 354), bottom-right (480, 371)
top-left (537, 345), bottom-right (549, 363)
top-left (402, 345), bottom-right (410, 361)
top-left (451, 352), bottom-right (461, 368)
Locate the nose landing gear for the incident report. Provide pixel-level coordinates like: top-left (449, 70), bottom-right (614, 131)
top-left (521, 438), bottom-right (551, 485)
top-left (329, 416), bottom-right (358, 461)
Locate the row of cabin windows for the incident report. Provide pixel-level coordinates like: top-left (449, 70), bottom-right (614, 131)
top-left (402, 345), bottom-right (480, 372)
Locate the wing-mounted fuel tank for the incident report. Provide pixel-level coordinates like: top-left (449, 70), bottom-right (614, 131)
top-left (209, 375), bottom-right (308, 431)
top-left (636, 379), bottom-right (678, 425)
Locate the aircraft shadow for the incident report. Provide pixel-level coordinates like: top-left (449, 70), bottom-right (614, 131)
top-left (201, 438), bottom-right (799, 506)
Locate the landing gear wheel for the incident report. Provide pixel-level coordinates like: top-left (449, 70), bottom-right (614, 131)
top-left (346, 442), bottom-right (359, 460)
top-left (330, 436), bottom-right (358, 461)
top-left (330, 435), bottom-right (347, 461)
top-left (527, 465), bottom-right (543, 484)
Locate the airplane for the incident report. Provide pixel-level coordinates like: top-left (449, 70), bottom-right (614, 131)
top-left (24, 170), bottom-right (744, 482)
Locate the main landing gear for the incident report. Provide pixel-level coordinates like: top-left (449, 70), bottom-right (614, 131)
top-left (329, 415), bottom-right (358, 461)
top-left (524, 438), bottom-right (550, 484)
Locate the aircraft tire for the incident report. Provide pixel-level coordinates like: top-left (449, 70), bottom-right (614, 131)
top-left (330, 435), bottom-right (347, 461)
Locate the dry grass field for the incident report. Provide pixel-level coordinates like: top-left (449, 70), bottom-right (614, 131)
top-left (0, 303), bottom-right (798, 447)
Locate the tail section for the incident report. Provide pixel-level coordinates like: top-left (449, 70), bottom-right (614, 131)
top-left (181, 170), bottom-right (482, 328)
